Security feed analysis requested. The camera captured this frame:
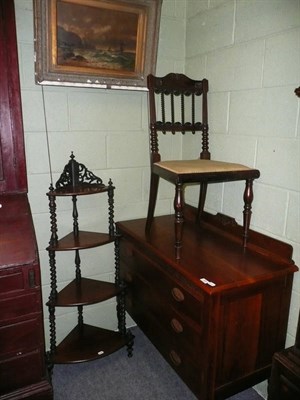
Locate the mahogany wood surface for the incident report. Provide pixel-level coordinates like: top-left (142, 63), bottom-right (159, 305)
top-left (48, 278), bottom-right (122, 307)
top-left (268, 347), bottom-right (300, 400)
top-left (47, 231), bottom-right (114, 251)
top-left (117, 212), bottom-right (298, 400)
top-left (0, 194), bottom-right (37, 267)
top-left (119, 212), bottom-right (296, 294)
top-left (52, 324), bottom-right (128, 364)
top-left (0, 0), bottom-right (27, 194)
top-left (0, 1), bottom-right (52, 398)
top-left (47, 184), bottom-right (109, 196)
top-left (0, 194), bottom-right (52, 399)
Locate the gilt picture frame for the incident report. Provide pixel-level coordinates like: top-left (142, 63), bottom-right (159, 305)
top-left (33, 0), bottom-right (162, 90)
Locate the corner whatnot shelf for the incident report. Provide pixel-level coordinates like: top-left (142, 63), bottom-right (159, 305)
top-left (46, 153), bottom-right (133, 367)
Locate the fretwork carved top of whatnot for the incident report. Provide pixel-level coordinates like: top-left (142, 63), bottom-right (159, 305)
top-left (47, 152), bottom-right (115, 247)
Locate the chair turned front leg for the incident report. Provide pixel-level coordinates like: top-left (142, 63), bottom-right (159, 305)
top-left (243, 178), bottom-right (254, 247)
top-left (174, 182), bottom-right (184, 260)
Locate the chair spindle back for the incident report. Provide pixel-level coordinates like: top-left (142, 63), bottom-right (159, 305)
top-left (147, 73), bottom-right (210, 162)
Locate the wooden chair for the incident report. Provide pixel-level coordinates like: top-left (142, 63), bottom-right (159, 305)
top-left (145, 73), bottom-right (260, 259)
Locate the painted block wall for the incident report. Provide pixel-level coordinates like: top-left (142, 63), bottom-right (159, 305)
top-left (14, 0), bottom-right (186, 348)
top-left (185, 0), bottom-right (299, 397)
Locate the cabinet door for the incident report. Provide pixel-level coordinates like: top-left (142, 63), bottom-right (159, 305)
top-left (0, 0), bottom-right (27, 194)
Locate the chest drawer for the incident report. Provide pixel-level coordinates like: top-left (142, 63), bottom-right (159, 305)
top-left (0, 267), bottom-right (24, 294)
top-left (120, 239), bottom-right (204, 325)
top-left (126, 268), bottom-right (203, 356)
top-left (0, 317), bottom-right (43, 358)
top-left (0, 291), bottom-right (41, 324)
top-left (0, 265), bottom-right (40, 298)
top-left (0, 349), bottom-right (44, 395)
top-left (135, 306), bottom-right (205, 399)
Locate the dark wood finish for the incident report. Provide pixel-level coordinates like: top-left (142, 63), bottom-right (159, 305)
top-left (48, 278), bottom-right (122, 307)
top-left (0, 1), bottom-right (52, 398)
top-left (117, 209), bottom-right (298, 400)
top-left (267, 85), bottom-right (300, 400)
top-left (145, 73), bottom-right (260, 259)
top-left (0, 0), bottom-right (27, 194)
top-left (0, 194), bottom-right (53, 399)
top-left (52, 324), bottom-right (128, 364)
top-left (47, 231), bottom-right (114, 251)
top-left (268, 345), bottom-right (300, 400)
top-left (46, 154), bottom-right (133, 366)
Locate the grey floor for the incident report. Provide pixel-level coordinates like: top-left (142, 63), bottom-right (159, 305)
top-left (52, 326), bottom-right (264, 400)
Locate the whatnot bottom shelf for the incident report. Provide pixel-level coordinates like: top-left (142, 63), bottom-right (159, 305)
top-left (50, 323), bottom-right (128, 364)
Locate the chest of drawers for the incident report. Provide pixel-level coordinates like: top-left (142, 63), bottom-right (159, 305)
top-left (117, 211), bottom-right (298, 400)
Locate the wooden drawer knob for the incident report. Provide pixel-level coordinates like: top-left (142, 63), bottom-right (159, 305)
top-left (171, 287), bottom-right (185, 302)
top-left (170, 318), bottom-right (183, 333)
top-left (169, 350), bottom-right (182, 366)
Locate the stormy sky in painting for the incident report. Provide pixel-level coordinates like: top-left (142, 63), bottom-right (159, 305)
top-left (57, 1), bottom-right (139, 53)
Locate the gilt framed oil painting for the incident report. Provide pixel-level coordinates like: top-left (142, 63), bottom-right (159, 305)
top-left (34, 0), bottom-right (162, 90)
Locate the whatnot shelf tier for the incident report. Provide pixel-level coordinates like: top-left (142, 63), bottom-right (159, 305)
top-left (47, 278), bottom-right (122, 307)
top-left (47, 183), bottom-right (109, 197)
top-left (51, 324), bottom-right (127, 364)
top-left (47, 230), bottom-right (115, 251)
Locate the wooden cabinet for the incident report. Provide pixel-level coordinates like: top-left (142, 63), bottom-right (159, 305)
top-left (268, 346), bottom-right (300, 400)
top-left (0, 196), bottom-right (52, 399)
top-left (268, 311), bottom-right (300, 400)
top-left (0, 1), bottom-right (52, 398)
top-left (0, 1), bottom-right (27, 194)
top-left (117, 209), bottom-right (298, 400)
top-left (46, 154), bottom-right (133, 366)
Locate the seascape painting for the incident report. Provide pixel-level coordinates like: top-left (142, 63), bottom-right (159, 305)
top-left (56, 1), bottom-right (139, 72)
top-left (34, 0), bottom-right (162, 89)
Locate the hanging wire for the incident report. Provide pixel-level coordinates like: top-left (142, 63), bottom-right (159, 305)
top-left (41, 85), bottom-right (54, 187)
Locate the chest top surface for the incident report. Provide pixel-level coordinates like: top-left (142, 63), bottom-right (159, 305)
top-left (117, 212), bottom-right (298, 295)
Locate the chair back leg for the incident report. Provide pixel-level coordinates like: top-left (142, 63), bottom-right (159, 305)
top-left (196, 182), bottom-right (208, 223)
top-left (146, 173), bottom-right (160, 233)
